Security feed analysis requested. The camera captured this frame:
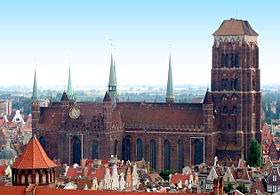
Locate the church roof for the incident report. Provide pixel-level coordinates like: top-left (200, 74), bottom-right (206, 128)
top-left (61, 91), bottom-right (69, 101)
top-left (103, 91), bottom-right (112, 102)
top-left (12, 136), bottom-right (56, 169)
top-left (213, 19), bottom-right (258, 36)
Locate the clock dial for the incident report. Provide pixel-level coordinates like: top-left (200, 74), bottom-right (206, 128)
top-left (69, 107), bottom-right (80, 119)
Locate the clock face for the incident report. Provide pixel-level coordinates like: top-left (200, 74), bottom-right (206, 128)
top-left (69, 107), bottom-right (80, 119)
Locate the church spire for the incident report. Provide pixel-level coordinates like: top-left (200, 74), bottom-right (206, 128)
top-left (32, 70), bottom-right (39, 101)
top-left (108, 54), bottom-right (118, 104)
top-left (166, 55), bottom-right (174, 103)
top-left (67, 66), bottom-right (74, 100)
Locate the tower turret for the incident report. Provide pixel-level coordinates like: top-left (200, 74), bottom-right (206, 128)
top-left (166, 55), bottom-right (174, 103)
top-left (31, 70), bottom-right (40, 135)
top-left (108, 55), bottom-right (118, 104)
top-left (67, 67), bottom-right (74, 100)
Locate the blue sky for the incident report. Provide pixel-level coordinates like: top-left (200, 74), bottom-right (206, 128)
top-left (0, 0), bottom-right (279, 87)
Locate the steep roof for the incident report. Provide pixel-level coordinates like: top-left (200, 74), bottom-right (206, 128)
top-left (103, 91), bottom-right (112, 102)
top-left (12, 136), bottom-right (56, 169)
top-left (61, 92), bottom-right (69, 101)
top-left (213, 19), bottom-right (258, 36)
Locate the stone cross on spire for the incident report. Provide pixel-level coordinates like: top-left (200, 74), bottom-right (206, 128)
top-left (166, 54), bottom-right (174, 103)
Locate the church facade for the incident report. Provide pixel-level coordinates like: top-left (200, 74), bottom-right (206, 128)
top-left (32, 19), bottom-right (262, 171)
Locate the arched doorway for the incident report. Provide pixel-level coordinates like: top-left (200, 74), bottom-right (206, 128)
top-left (73, 136), bottom-right (81, 165)
top-left (194, 139), bottom-right (203, 165)
top-left (164, 140), bottom-right (171, 170)
top-left (92, 140), bottom-right (98, 159)
top-left (39, 136), bottom-right (45, 151)
top-left (122, 136), bottom-right (131, 162)
top-left (150, 139), bottom-right (156, 170)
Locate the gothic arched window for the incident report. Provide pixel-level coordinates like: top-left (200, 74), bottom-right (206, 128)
top-left (114, 140), bottom-right (118, 156)
top-left (223, 106), bottom-right (227, 114)
top-left (164, 140), bottom-right (171, 170)
top-left (73, 136), bottom-right (81, 164)
top-left (225, 54), bottom-right (229, 67)
top-left (136, 138), bottom-right (143, 161)
top-left (122, 136), bottom-right (131, 162)
top-left (150, 139), bottom-right (157, 170)
top-left (178, 140), bottom-right (184, 171)
top-left (232, 106), bottom-right (237, 114)
top-left (221, 54), bottom-right (225, 67)
top-left (92, 140), bottom-right (99, 159)
top-left (231, 53), bottom-right (235, 67)
top-left (39, 136), bottom-right (46, 151)
top-left (234, 79), bottom-right (239, 90)
top-left (235, 53), bottom-right (239, 67)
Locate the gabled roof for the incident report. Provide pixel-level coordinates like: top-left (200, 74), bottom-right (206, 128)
top-left (61, 91), bottom-right (69, 101)
top-left (103, 91), bottom-right (112, 102)
top-left (213, 19), bottom-right (258, 36)
top-left (12, 136), bottom-right (56, 169)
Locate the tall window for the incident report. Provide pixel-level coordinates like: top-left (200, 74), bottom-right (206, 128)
top-left (92, 140), bottom-right (98, 159)
top-left (194, 139), bottom-right (203, 165)
top-left (235, 53), bottom-right (239, 67)
top-left (150, 139), bottom-right (156, 170)
top-left (232, 106), bottom-right (237, 114)
top-left (136, 138), bottom-right (143, 161)
top-left (164, 140), bottom-right (171, 170)
top-left (223, 106), bottom-right (227, 114)
top-left (234, 79), bottom-right (239, 90)
top-left (122, 136), bottom-right (131, 162)
top-left (73, 136), bottom-right (81, 164)
top-left (114, 140), bottom-right (118, 156)
top-left (178, 140), bottom-right (184, 171)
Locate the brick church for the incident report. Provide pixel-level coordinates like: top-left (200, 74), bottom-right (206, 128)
top-left (32, 19), bottom-right (262, 171)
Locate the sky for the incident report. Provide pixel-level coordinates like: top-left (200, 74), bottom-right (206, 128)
top-left (0, 0), bottom-right (280, 87)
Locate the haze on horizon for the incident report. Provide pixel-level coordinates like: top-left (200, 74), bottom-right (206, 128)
top-left (0, 0), bottom-right (279, 87)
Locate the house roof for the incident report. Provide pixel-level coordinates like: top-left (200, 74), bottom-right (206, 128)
top-left (170, 173), bottom-right (193, 183)
top-left (12, 136), bottom-right (56, 169)
top-left (213, 19), bottom-right (258, 36)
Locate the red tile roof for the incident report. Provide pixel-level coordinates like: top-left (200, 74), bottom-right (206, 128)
top-left (170, 173), bottom-right (193, 183)
top-left (67, 166), bottom-right (112, 181)
top-left (0, 119), bottom-right (5, 126)
top-left (12, 136), bottom-right (56, 169)
top-left (0, 186), bottom-right (209, 195)
top-left (116, 102), bottom-right (203, 126)
top-left (0, 165), bottom-right (5, 176)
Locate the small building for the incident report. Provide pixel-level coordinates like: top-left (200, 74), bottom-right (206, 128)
top-left (11, 136), bottom-right (56, 186)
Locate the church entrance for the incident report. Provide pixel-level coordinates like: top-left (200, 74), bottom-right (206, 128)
top-left (73, 136), bottom-right (81, 164)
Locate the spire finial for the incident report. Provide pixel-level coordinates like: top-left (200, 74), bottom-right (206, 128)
top-left (32, 69), bottom-right (39, 101)
top-left (166, 53), bottom-right (174, 103)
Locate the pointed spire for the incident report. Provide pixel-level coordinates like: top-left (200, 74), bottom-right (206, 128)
top-left (166, 55), bottom-right (174, 103)
top-left (108, 54), bottom-right (118, 104)
top-left (32, 70), bottom-right (39, 101)
top-left (108, 54), bottom-right (116, 87)
top-left (67, 66), bottom-right (74, 100)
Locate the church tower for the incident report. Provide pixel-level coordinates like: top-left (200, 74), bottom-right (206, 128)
top-left (31, 70), bottom-right (40, 135)
top-left (211, 19), bottom-right (262, 162)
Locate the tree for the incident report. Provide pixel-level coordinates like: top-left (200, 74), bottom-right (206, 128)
top-left (159, 170), bottom-right (175, 181)
top-left (236, 184), bottom-right (248, 194)
top-left (224, 183), bottom-right (234, 193)
top-left (247, 139), bottom-right (263, 167)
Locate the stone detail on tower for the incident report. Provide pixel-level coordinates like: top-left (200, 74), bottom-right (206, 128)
top-left (166, 55), bottom-right (174, 103)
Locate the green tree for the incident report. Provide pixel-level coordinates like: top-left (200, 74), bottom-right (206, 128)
top-left (247, 139), bottom-right (263, 167)
top-left (159, 170), bottom-right (175, 181)
top-left (236, 184), bottom-right (248, 194)
top-left (224, 183), bottom-right (234, 193)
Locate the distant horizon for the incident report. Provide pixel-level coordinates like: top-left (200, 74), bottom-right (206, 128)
top-left (1, 1), bottom-right (280, 86)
